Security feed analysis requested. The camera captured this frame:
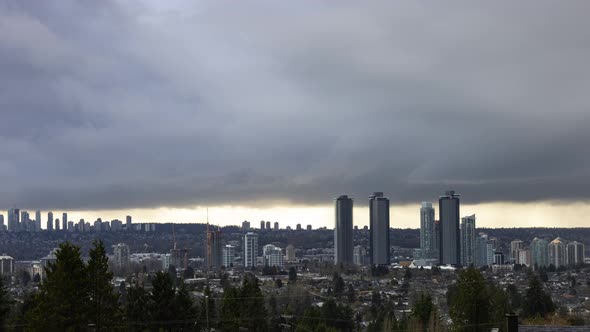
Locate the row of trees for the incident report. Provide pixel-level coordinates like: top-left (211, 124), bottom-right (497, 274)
top-left (447, 268), bottom-right (556, 332)
top-left (3, 241), bottom-right (201, 331)
top-left (1, 240), bottom-right (281, 331)
top-left (26, 240), bottom-right (120, 330)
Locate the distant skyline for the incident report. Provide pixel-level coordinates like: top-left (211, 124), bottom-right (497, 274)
top-left (4, 200), bottom-right (590, 229)
top-left (2, 1), bottom-right (590, 226)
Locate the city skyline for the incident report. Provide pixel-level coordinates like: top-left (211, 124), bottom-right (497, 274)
top-left (4, 199), bottom-right (590, 230)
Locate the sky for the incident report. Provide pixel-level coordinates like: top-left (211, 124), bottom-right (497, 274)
top-left (1, 1), bottom-right (590, 228)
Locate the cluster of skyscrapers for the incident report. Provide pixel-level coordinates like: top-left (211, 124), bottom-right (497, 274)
top-left (335, 190), bottom-right (465, 267)
top-left (335, 189), bottom-right (569, 268)
top-left (1, 208), bottom-right (135, 233)
top-left (511, 237), bottom-right (585, 269)
top-left (416, 191), bottom-right (498, 267)
top-left (335, 192), bottom-right (391, 266)
top-left (204, 227), bottom-right (285, 272)
top-left (415, 191), bottom-right (586, 268)
top-left (334, 190), bottom-right (470, 267)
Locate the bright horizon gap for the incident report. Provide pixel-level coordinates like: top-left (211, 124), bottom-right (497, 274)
top-left (14, 201), bottom-right (590, 229)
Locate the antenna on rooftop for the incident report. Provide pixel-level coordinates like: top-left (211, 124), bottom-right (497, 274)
top-left (172, 223), bottom-right (177, 250)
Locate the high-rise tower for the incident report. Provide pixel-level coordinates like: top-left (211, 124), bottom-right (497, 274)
top-left (439, 190), bottom-right (461, 265)
top-left (222, 245), bottom-right (235, 268)
top-left (567, 241), bottom-right (585, 267)
top-left (62, 213), bottom-right (68, 231)
top-left (369, 192), bottom-right (390, 265)
top-left (531, 237), bottom-right (549, 269)
top-left (7, 208), bottom-right (20, 232)
top-left (244, 232), bottom-right (259, 268)
top-left (334, 195), bottom-right (353, 266)
top-left (460, 214), bottom-right (476, 266)
top-left (548, 237), bottom-right (566, 267)
top-left (510, 240), bottom-right (524, 262)
top-left (112, 243), bottom-right (130, 271)
top-left (35, 210), bottom-right (41, 231)
top-left (420, 202), bottom-right (436, 259)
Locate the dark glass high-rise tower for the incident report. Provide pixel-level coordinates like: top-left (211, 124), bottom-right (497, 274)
top-left (420, 202), bottom-right (436, 253)
top-left (62, 212), bottom-right (68, 231)
top-left (461, 214), bottom-right (476, 266)
top-left (334, 195), bottom-right (353, 266)
top-left (439, 190), bottom-right (461, 265)
top-left (369, 192), bottom-right (390, 265)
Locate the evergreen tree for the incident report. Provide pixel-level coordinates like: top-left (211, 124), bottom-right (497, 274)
top-left (333, 272), bottom-right (345, 297)
top-left (411, 292), bottom-right (434, 330)
top-left (288, 267), bottom-right (297, 283)
top-left (284, 284), bottom-right (311, 318)
top-left (125, 284), bottom-right (152, 331)
top-left (9, 291), bottom-right (35, 332)
top-left (183, 266), bottom-right (195, 279)
top-left (240, 273), bottom-right (268, 331)
top-left (27, 242), bottom-right (89, 330)
top-left (322, 298), bottom-right (353, 331)
top-left (0, 277), bottom-right (11, 329)
top-left (522, 275), bottom-right (555, 318)
top-left (297, 298), bottom-right (353, 332)
top-left (267, 295), bottom-right (281, 331)
top-left (449, 268), bottom-right (491, 332)
top-left (347, 283), bottom-right (355, 303)
top-left (506, 284), bottom-right (522, 312)
top-left (87, 239), bottom-right (120, 330)
top-left (219, 286), bottom-right (240, 331)
top-left (488, 283), bottom-right (510, 330)
top-left (174, 282), bottom-right (197, 329)
top-left (275, 278), bottom-right (283, 289)
top-left (150, 271), bottom-right (176, 327)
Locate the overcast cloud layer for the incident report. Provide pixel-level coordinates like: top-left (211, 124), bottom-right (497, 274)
top-left (1, 0), bottom-right (590, 210)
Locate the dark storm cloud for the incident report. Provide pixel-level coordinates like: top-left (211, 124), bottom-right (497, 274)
top-left (1, 0), bottom-right (590, 210)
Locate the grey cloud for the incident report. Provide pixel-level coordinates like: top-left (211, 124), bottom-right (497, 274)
top-left (1, 0), bottom-right (590, 211)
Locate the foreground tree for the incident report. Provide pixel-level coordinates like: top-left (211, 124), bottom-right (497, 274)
top-left (409, 292), bottom-right (435, 331)
top-left (219, 286), bottom-right (240, 331)
top-left (488, 283), bottom-right (510, 329)
top-left (150, 272), bottom-right (177, 327)
top-left (240, 274), bottom-right (268, 331)
top-left (219, 274), bottom-right (267, 331)
top-left (298, 298), bottom-right (353, 332)
top-left (289, 267), bottom-right (297, 283)
top-left (174, 282), bottom-right (197, 330)
top-left (449, 268), bottom-right (491, 332)
top-left (332, 272), bottom-right (345, 297)
top-left (125, 284), bottom-right (152, 331)
top-left (522, 275), bottom-right (555, 318)
top-left (87, 239), bottom-right (120, 330)
top-left (0, 278), bottom-right (11, 329)
top-left (27, 242), bottom-right (89, 330)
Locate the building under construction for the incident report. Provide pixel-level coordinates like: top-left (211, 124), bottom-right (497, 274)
top-left (170, 225), bottom-right (190, 270)
top-left (206, 225), bottom-right (223, 271)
